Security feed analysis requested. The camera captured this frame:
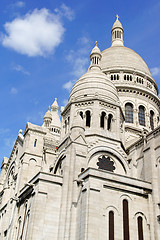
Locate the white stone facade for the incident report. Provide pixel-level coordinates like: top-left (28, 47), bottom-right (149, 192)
top-left (0, 17), bottom-right (160, 240)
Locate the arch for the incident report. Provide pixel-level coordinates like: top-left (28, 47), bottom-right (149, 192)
top-left (125, 103), bottom-right (133, 123)
top-left (54, 154), bottom-right (66, 174)
top-left (138, 105), bottom-right (145, 126)
top-left (86, 110), bottom-right (91, 127)
top-left (87, 147), bottom-right (130, 175)
top-left (107, 114), bottom-right (113, 130)
top-left (100, 111), bottom-right (106, 128)
top-left (29, 158), bottom-right (37, 163)
top-left (150, 110), bottom-right (154, 130)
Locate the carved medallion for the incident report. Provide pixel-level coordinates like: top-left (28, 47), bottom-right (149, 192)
top-left (97, 155), bottom-right (115, 172)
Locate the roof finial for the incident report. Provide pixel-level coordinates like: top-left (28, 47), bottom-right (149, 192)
top-left (95, 41), bottom-right (98, 46)
top-left (116, 14), bottom-right (119, 20)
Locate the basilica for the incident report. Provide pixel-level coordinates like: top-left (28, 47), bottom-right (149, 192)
top-left (0, 16), bottom-right (160, 240)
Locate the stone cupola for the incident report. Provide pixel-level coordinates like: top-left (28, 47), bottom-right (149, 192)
top-left (111, 15), bottom-right (124, 47)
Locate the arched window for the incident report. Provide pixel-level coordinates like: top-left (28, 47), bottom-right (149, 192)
top-left (117, 74), bottom-right (119, 80)
top-left (125, 103), bottom-right (133, 123)
top-left (80, 111), bottom-right (83, 119)
top-left (137, 216), bottom-right (144, 240)
top-left (107, 114), bottom-right (113, 130)
top-left (124, 75), bottom-right (126, 80)
top-left (100, 112), bottom-right (106, 128)
top-left (138, 106), bottom-right (145, 126)
top-left (34, 139), bottom-right (37, 147)
top-left (65, 120), bottom-right (67, 133)
top-left (86, 111), bottom-right (91, 127)
top-left (114, 74), bottom-right (116, 80)
top-left (111, 75), bottom-right (113, 80)
top-left (123, 199), bottom-right (130, 240)
top-left (150, 110), bottom-right (154, 130)
top-left (109, 211), bottom-right (114, 240)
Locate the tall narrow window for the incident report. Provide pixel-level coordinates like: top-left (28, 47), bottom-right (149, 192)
top-left (100, 112), bottom-right (106, 128)
top-left (137, 216), bottom-right (144, 240)
top-left (86, 111), bottom-right (91, 127)
top-left (150, 110), bottom-right (154, 130)
top-left (107, 114), bottom-right (113, 130)
top-left (65, 120), bottom-right (67, 133)
top-left (138, 106), bottom-right (145, 126)
top-left (109, 211), bottom-right (114, 240)
top-left (34, 139), bottom-right (37, 147)
top-left (125, 103), bottom-right (133, 123)
top-left (123, 200), bottom-right (130, 240)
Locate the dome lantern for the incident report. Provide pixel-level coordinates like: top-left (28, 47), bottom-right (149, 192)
top-left (89, 41), bottom-right (102, 70)
top-left (111, 15), bottom-right (124, 47)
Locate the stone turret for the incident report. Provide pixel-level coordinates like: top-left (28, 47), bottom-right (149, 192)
top-left (111, 15), bottom-right (124, 46)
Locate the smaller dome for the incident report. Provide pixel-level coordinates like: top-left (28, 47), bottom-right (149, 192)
top-left (51, 98), bottom-right (59, 111)
top-left (112, 15), bottom-right (123, 31)
top-left (90, 41), bottom-right (101, 55)
top-left (44, 107), bottom-right (52, 120)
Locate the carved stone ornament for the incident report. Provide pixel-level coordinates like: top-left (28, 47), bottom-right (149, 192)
top-left (97, 155), bottom-right (115, 172)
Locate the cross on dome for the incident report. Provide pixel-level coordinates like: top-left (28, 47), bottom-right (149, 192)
top-left (95, 41), bottom-right (98, 46)
top-left (116, 14), bottom-right (119, 20)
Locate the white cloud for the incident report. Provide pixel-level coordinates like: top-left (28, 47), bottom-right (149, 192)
top-left (63, 80), bottom-right (75, 91)
top-left (150, 67), bottom-right (160, 76)
top-left (63, 36), bottom-right (90, 91)
top-left (1, 8), bottom-right (65, 57)
top-left (12, 63), bottom-right (30, 75)
top-left (0, 128), bottom-right (10, 134)
top-left (54, 4), bottom-right (75, 21)
top-left (62, 99), bottom-right (68, 106)
top-left (14, 1), bottom-right (25, 8)
top-left (10, 87), bottom-right (18, 94)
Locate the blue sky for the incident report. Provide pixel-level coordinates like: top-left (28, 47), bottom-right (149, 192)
top-left (0, 0), bottom-right (160, 165)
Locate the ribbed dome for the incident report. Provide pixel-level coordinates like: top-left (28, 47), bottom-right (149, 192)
top-left (101, 46), bottom-right (151, 76)
top-left (112, 19), bottom-right (123, 31)
top-left (69, 67), bottom-right (118, 103)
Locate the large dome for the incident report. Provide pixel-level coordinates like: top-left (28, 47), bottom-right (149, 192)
top-left (101, 46), bottom-right (151, 77)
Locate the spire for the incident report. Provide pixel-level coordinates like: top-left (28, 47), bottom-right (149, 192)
top-left (111, 15), bottom-right (124, 47)
top-left (89, 41), bottom-right (102, 70)
top-left (51, 98), bottom-right (59, 111)
top-left (43, 106), bottom-right (52, 128)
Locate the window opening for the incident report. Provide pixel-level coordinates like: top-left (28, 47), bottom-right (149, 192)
top-left (138, 106), bottom-right (145, 126)
top-left (80, 111), bottom-right (83, 119)
top-left (65, 120), bottom-right (67, 133)
top-left (150, 110), bottom-right (154, 130)
top-left (125, 103), bottom-right (133, 123)
top-left (109, 211), bottom-right (114, 240)
top-left (86, 111), bottom-right (91, 127)
top-left (107, 114), bottom-right (113, 130)
top-left (137, 216), bottom-right (144, 240)
top-left (123, 200), bottom-right (130, 240)
top-left (34, 139), bottom-right (37, 147)
top-left (100, 112), bottom-right (106, 128)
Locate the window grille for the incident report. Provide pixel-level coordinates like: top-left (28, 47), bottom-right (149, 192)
top-left (125, 103), bottom-right (133, 123)
top-left (138, 106), bottom-right (145, 126)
